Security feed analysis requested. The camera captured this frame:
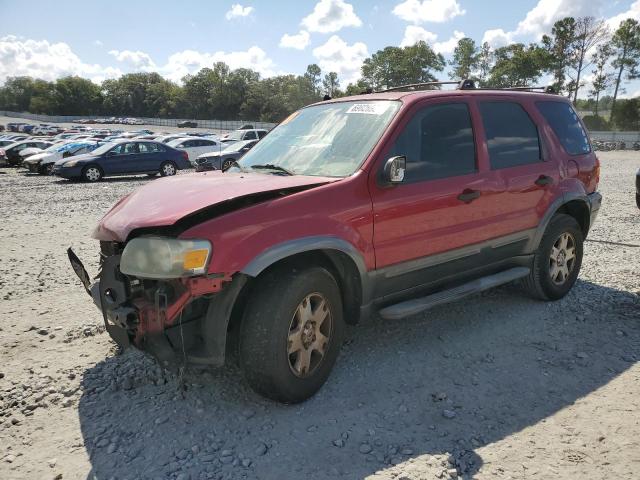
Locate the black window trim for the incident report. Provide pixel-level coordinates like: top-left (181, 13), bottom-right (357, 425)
top-left (378, 100), bottom-right (479, 185)
top-left (535, 100), bottom-right (592, 157)
top-left (478, 99), bottom-right (545, 170)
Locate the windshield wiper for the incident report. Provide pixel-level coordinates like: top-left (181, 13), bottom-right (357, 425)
top-left (250, 164), bottom-right (294, 176)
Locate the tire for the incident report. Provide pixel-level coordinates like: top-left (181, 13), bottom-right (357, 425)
top-left (160, 161), bottom-right (177, 176)
top-left (82, 165), bottom-right (102, 182)
top-left (43, 164), bottom-right (54, 176)
top-left (239, 265), bottom-right (344, 403)
top-left (636, 193), bottom-right (640, 209)
top-left (522, 213), bottom-right (583, 300)
top-left (222, 159), bottom-right (234, 171)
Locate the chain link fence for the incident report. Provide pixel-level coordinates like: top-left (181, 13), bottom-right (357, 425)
top-left (589, 131), bottom-right (640, 143)
top-left (0, 111), bottom-right (276, 132)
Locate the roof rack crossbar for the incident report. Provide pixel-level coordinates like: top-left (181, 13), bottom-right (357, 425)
top-left (378, 81), bottom-right (460, 93)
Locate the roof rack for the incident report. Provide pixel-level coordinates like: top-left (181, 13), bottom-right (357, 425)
top-left (367, 79), bottom-right (557, 95)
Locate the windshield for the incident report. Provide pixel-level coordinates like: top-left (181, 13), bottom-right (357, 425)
top-left (91, 142), bottom-right (117, 155)
top-left (223, 140), bottom-right (250, 153)
top-left (236, 100), bottom-right (400, 177)
top-left (226, 131), bottom-right (244, 141)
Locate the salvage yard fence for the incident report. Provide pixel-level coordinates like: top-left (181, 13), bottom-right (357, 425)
top-left (589, 131), bottom-right (640, 143)
top-left (0, 110), bottom-right (276, 132)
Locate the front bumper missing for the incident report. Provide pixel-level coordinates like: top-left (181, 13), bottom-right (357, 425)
top-left (67, 247), bottom-right (238, 367)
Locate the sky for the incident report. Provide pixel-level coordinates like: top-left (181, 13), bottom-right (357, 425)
top-left (1, 0), bottom-right (640, 97)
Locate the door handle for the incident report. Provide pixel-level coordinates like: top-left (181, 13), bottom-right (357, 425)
top-left (535, 175), bottom-right (553, 186)
top-left (457, 189), bottom-right (480, 203)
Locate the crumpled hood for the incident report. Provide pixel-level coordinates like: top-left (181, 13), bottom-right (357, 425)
top-left (93, 171), bottom-right (338, 242)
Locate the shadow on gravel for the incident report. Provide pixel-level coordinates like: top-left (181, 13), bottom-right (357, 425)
top-left (78, 279), bottom-right (639, 480)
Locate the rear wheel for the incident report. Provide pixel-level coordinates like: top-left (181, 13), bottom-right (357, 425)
top-left (239, 265), bottom-right (344, 403)
top-left (82, 165), bottom-right (102, 182)
top-left (160, 161), bottom-right (177, 176)
top-left (523, 214), bottom-right (583, 300)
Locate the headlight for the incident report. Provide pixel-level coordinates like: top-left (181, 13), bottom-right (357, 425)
top-left (120, 237), bottom-right (212, 279)
top-left (63, 160), bottom-right (79, 167)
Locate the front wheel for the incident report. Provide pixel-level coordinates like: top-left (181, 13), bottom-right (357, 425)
top-left (222, 159), bottom-right (234, 171)
top-left (522, 214), bottom-right (583, 300)
top-left (82, 165), bottom-right (102, 182)
top-left (160, 161), bottom-right (177, 176)
top-left (239, 265), bottom-right (344, 403)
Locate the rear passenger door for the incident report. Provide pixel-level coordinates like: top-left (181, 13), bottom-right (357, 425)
top-left (370, 99), bottom-right (504, 295)
top-left (137, 142), bottom-right (163, 171)
top-left (476, 99), bottom-right (561, 236)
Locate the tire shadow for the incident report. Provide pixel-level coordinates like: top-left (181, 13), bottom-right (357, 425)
top-left (78, 279), bottom-right (639, 479)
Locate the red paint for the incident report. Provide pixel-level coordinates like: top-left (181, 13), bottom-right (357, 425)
top-left (95, 90), bottom-right (600, 281)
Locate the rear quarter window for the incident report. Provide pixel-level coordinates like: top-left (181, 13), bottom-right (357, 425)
top-left (536, 101), bottom-right (591, 155)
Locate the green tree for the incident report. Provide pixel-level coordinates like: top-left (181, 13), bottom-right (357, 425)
top-left (487, 43), bottom-right (550, 87)
top-left (449, 37), bottom-right (479, 81)
top-left (589, 44), bottom-right (614, 116)
top-left (53, 76), bottom-right (102, 115)
top-left (476, 42), bottom-right (493, 86)
top-left (361, 41), bottom-right (445, 90)
top-left (304, 64), bottom-right (322, 96)
top-left (611, 97), bottom-right (640, 129)
top-left (611, 18), bottom-right (640, 116)
top-left (542, 17), bottom-right (578, 95)
top-left (570, 16), bottom-right (609, 103)
top-left (322, 72), bottom-right (340, 97)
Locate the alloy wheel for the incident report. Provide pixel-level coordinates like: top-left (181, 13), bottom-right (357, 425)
top-left (287, 293), bottom-right (332, 378)
top-left (549, 232), bottom-right (576, 285)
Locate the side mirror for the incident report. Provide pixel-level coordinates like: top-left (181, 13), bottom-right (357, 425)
top-left (383, 156), bottom-right (406, 184)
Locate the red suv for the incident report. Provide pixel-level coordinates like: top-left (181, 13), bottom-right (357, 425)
top-left (69, 83), bottom-right (601, 403)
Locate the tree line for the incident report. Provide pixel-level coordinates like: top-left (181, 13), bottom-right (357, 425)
top-left (1, 16), bottom-right (639, 128)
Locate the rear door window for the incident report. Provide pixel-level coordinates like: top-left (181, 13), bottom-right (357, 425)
top-left (244, 131), bottom-right (257, 140)
top-left (479, 102), bottom-right (541, 169)
top-left (389, 102), bottom-right (476, 182)
top-left (536, 101), bottom-right (591, 155)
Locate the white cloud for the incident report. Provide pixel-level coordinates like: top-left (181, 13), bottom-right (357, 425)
top-left (607, 0), bottom-right (640, 29)
top-left (312, 35), bottom-right (368, 84)
top-left (0, 35), bottom-right (122, 84)
top-left (225, 4), bottom-right (254, 20)
top-left (302, 0), bottom-right (362, 33)
top-left (161, 46), bottom-right (276, 82)
top-left (400, 25), bottom-right (438, 47)
top-left (108, 49), bottom-right (156, 70)
top-left (392, 0), bottom-right (465, 24)
top-left (482, 0), bottom-right (610, 48)
top-left (433, 30), bottom-right (465, 54)
top-left (94, 40), bottom-right (103, 47)
top-left (279, 30), bottom-right (311, 50)
top-left (482, 28), bottom-right (514, 48)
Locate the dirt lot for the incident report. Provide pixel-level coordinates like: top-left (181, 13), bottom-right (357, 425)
top-left (0, 152), bottom-right (638, 480)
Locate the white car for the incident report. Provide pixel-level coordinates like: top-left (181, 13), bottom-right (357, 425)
top-left (23, 141), bottom-right (102, 174)
top-left (167, 137), bottom-right (223, 162)
top-left (221, 128), bottom-right (268, 144)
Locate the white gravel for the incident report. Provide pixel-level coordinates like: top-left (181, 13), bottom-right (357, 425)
top-left (0, 152), bottom-right (638, 480)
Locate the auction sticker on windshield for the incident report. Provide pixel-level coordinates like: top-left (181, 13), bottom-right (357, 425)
top-left (346, 103), bottom-right (390, 115)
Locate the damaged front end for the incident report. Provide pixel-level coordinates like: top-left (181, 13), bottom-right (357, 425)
top-left (68, 240), bottom-right (246, 368)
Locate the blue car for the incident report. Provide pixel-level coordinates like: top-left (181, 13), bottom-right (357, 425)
top-left (52, 140), bottom-right (191, 182)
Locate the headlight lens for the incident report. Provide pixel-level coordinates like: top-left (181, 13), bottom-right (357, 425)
top-left (63, 160), bottom-right (79, 167)
top-left (120, 237), bottom-right (212, 279)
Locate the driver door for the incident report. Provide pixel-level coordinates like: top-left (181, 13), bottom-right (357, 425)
top-left (103, 142), bottom-right (140, 174)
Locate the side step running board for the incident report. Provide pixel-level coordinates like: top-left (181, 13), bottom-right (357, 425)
top-left (378, 267), bottom-right (530, 320)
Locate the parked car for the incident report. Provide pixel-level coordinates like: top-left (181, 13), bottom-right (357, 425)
top-left (167, 137), bottom-right (224, 162)
top-left (636, 169), bottom-right (640, 208)
top-left (53, 140), bottom-right (190, 181)
top-left (194, 139), bottom-right (258, 171)
top-left (68, 85), bottom-right (601, 403)
top-left (0, 139), bottom-right (56, 166)
top-left (24, 141), bottom-right (104, 174)
top-left (177, 120), bottom-right (198, 128)
top-left (221, 128), bottom-right (267, 144)
top-left (156, 134), bottom-right (191, 144)
top-left (18, 142), bottom-right (56, 160)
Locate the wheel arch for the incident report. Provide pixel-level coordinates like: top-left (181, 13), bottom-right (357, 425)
top-left (240, 237), bottom-right (370, 325)
top-left (528, 193), bottom-right (591, 252)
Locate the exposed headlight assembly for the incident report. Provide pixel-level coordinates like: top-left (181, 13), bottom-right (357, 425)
top-left (120, 237), bottom-right (212, 279)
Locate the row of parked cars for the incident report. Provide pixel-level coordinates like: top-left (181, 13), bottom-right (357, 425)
top-left (0, 124), bottom-right (268, 181)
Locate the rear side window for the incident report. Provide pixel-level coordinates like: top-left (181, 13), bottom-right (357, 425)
top-left (257, 130), bottom-right (267, 138)
top-left (479, 102), bottom-right (541, 169)
top-left (244, 131), bottom-right (257, 140)
top-left (536, 101), bottom-right (591, 155)
top-left (389, 102), bottom-right (476, 182)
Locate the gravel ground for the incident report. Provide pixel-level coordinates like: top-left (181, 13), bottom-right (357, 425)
top-left (0, 152), bottom-right (638, 480)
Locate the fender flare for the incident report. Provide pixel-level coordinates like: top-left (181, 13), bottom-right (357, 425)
top-left (241, 235), bottom-right (372, 302)
top-left (526, 193), bottom-right (590, 253)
